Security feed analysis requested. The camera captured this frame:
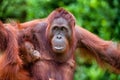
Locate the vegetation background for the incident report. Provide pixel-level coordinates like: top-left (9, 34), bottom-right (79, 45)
top-left (0, 0), bottom-right (120, 80)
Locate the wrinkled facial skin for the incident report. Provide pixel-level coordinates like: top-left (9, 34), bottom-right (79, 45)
top-left (50, 17), bottom-right (72, 53)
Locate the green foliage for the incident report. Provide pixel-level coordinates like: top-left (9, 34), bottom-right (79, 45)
top-left (0, 0), bottom-right (120, 80)
top-left (65, 0), bottom-right (120, 40)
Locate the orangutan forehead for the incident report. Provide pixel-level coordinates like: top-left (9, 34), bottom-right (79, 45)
top-left (52, 17), bottom-right (69, 25)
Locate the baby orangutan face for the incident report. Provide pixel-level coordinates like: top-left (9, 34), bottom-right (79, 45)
top-left (24, 41), bottom-right (40, 61)
top-left (20, 41), bottom-right (41, 64)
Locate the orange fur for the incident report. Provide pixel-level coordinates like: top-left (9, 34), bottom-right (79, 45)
top-left (0, 21), bottom-right (30, 80)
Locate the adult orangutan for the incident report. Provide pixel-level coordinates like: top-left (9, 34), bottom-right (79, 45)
top-left (0, 21), bottom-right (40, 80)
top-left (0, 8), bottom-right (120, 80)
top-left (19, 8), bottom-right (120, 80)
top-left (0, 21), bottom-right (31, 80)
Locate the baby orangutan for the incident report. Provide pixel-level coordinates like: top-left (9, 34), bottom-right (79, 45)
top-left (19, 41), bottom-right (40, 65)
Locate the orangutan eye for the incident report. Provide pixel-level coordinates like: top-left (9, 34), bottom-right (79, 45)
top-left (61, 27), bottom-right (67, 32)
top-left (53, 26), bottom-right (58, 31)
